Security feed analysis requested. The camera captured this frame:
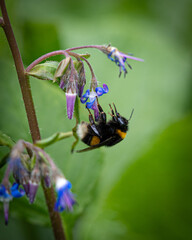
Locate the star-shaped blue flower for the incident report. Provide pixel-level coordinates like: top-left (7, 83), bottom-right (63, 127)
top-left (80, 84), bottom-right (109, 121)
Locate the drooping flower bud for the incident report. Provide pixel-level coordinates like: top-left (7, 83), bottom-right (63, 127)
top-left (12, 157), bottom-right (30, 196)
top-left (77, 63), bottom-right (86, 97)
top-left (65, 80), bottom-right (77, 119)
top-left (28, 165), bottom-right (41, 204)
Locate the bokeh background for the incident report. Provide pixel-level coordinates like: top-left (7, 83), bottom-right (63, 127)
top-left (0, 0), bottom-right (192, 239)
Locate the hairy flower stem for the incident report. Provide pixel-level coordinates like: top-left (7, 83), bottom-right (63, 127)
top-left (26, 50), bottom-right (67, 72)
top-left (0, 1), bottom-right (65, 239)
top-left (0, 16), bottom-right (4, 26)
top-left (26, 45), bottom-right (104, 72)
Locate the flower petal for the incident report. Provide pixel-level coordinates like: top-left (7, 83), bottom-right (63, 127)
top-left (66, 92), bottom-right (77, 119)
top-left (82, 89), bottom-right (90, 98)
top-left (86, 98), bottom-right (96, 109)
top-left (95, 87), bottom-right (104, 96)
top-left (80, 89), bottom-right (90, 104)
top-left (102, 84), bottom-right (109, 93)
top-left (0, 184), bottom-right (12, 200)
top-left (11, 183), bottom-right (25, 198)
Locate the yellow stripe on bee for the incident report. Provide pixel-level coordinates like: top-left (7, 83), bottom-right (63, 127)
top-left (116, 129), bottom-right (127, 139)
top-left (90, 136), bottom-right (100, 146)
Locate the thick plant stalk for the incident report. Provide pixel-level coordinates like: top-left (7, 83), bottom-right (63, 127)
top-left (0, 0), bottom-right (66, 239)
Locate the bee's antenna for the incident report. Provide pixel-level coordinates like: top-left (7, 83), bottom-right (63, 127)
top-left (112, 103), bottom-right (120, 117)
top-left (128, 109), bottom-right (134, 121)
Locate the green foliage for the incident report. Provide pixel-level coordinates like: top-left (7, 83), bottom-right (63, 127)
top-left (105, 115), bottom-right (192, 240)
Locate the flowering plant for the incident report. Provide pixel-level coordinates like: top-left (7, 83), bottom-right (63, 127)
top-left (0, 0), bottom-right (143, 239)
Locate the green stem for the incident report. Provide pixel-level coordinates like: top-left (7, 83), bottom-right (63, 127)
top-left (0, 1), bottom-right (65, 239)
top-left (35, 131), bottom-right (73, 148)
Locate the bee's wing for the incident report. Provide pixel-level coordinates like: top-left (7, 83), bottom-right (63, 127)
top-left (76, 137), bottom-right (114, 153)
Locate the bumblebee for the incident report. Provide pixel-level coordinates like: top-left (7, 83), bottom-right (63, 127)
top-left (77, 102), bottom-right (133, 152)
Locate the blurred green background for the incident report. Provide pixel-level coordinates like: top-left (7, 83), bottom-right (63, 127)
top-left (0, 0), bottom-right (192, 239)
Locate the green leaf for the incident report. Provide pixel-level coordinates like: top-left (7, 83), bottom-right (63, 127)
top-left (79, 53), bottom-right (90, 59)
top-left (79, 115), bottom-right (192, 240)
top-left (0, 130), bottom-right (15, 148)
top-left (26, 61), bottom-right (59, 81)
top-left (53, 57), bottom-right (71, 82)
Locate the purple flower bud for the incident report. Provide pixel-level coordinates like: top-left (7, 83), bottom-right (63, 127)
top-left (4, 202), bottom-right (9, 225)
top-left (65, 90), bottom-right (77, 119)
top-left (78, 85), bottom-right (85, 98)
top-left (28, 181), bottom-right (39, 204)
top-left (59, 79), bottom-right (65, 89)
top-left (12, 158), bottom-right (30, 189)
top-left (44, 176), bottom-right (51, 188)
top-left (77, 64), bottom-right (86, 97)
top-left (28, 167), bottom-right (40, 204)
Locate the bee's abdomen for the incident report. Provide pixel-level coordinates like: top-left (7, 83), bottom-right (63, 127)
top-left (77, 123), bottom-right (101, 146)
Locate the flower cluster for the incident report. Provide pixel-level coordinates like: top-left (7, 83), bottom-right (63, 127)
top-left (0, 140), bottom-right (76, 225)
top-left (27, 44), bottom-right (142, 121)
top-left (59, 45), bottom-right (142, 120)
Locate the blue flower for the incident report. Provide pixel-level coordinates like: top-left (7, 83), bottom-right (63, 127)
top-left (54, 177), bottom-right (76, 212)
top-left (0, 184), bottom-right (12, 201)
top-left (11, 183), bottom-right (25, 198)
top-left (107, 47), bottom-right (144, 77)
top-left (0, 183), bottom-right (25, 225)
top-left (80, 84), bottom-right (109, 121)
top-left (0, 184), bottom-right (12, 225)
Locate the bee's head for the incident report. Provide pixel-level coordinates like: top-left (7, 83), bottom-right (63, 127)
top-left (109, 103), bottom-right (134, 132)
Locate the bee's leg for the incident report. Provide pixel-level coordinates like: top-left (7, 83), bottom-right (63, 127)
top-left (96, 97), bottom-right (106, 123)
top-left (97, 103), bottom-right (107, 123)
top-left (87, 107), bottom-right (95, 125)
top-left (86, 107), bottom-right (100, 136)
